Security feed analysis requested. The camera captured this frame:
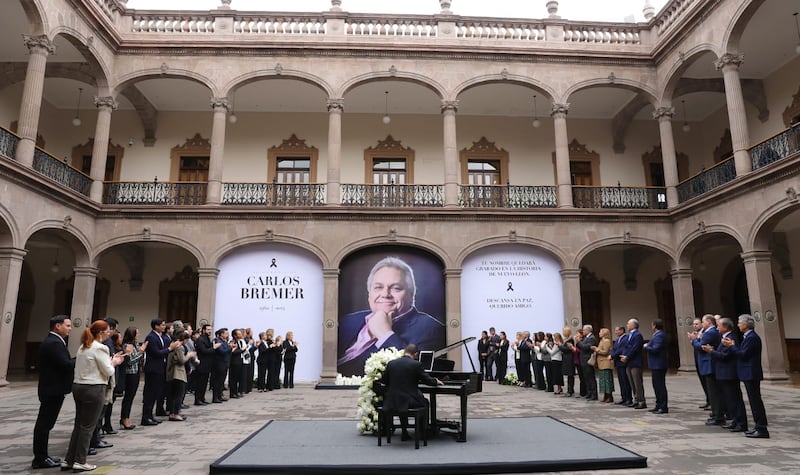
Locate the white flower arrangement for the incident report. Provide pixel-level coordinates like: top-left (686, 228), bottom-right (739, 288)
top-left (335, 374), bottom-right (364, 386)
top-left (355, 347), bottom-right (403, 434)
top-left (502, 371), bottom-right (518, 385)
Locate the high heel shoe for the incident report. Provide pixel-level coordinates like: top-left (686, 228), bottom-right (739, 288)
top-left (119, 419), bottom-right (136, 430)
top-left (101, 426), bottom-right (118, 435)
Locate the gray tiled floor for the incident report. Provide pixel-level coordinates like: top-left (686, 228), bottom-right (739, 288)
top-left (2, 371), bottom-right (799, 474)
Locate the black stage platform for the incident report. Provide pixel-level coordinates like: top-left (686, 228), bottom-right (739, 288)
top-left (209, 416), bottom-right (647, 474)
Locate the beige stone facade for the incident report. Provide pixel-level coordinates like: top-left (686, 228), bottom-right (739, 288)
top-left (0, 0), bottom-right (799, 384)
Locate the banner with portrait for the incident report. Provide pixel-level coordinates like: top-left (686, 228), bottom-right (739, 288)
top-left (214, 243), bottom-right (323, 382)
top-left (337, 246), bottom-right (446, 376)
top-left (460, 244), bottom-right (564, 375)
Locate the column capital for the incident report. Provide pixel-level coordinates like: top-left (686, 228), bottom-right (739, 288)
top-left (93, 96), bottom-right (118, 111)
top-left (669, 268), bottom-right (693, 278)
top-left (740, 250), bottom-right (772, 264)
top-left (559, 268), bottom-right (581, 279)
top-left (440, 100), bottom-right (459, 114)
top-left (0, 247), bottom-right (27, 261)
top-left (210, 97), bottom-right (231, 110)
top-left (22, 34), bottom-right (55, 55)
top-left (714, 53), bottom-right (744, 71)
top-left (197, 267), bottom-right (220, 278)
top-left (652, 106), bottom-right (675, 121)
top-left (323, 268), bottom-right (340, 279)
top-left (326, 98), bottom-right (344, 112)
top-left (443, 268), bottom-right (462, 278)
top-left (73, 266), bottom-right (99, 278)
top-left (550, 103), bottom-right (570, 118)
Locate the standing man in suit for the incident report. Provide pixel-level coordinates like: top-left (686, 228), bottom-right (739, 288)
top-left (32, 315), bottom-right (74, 469)
top-left (690, 314), bottom-right (724, 425)
top-left (724, 314), bottom-right (769, 438)
top-left (621, 318), bottom-right (646, 409)
top-left (380, 344), bottom-right (443, 440)
top-left (193, 324), bottom-right (215, 405)
top-left (610, 326), bottom-right (631, 406)
top-left (211, 328), bottom-right (231, 403)
top-left (576, 324), bottom-right (598, 400)
top-left (518, 331), bottom-right (533, 387)
top-left (141, 318), bottom-right (179, 426)
top-left (703, 317), bottom-right (748, 433)
top-left (485, 327), bottom-right (500, 382)
top-left (645, 319), bottom-right (668, 414)
top-left (690, 317), bottom-right (710, 409)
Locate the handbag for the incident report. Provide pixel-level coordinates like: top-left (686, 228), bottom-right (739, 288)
top-left (587, 351), bottom-right (597, 366)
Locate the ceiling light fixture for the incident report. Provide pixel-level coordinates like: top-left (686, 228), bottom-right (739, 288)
top-left (228, 94), bottom-right (238, 124)
top-left (794, 13), bottom-right (800, 55)
top-left (681, 99), bottom-right (690, 133)
top-left (382, 91), bottom-right (391, 125)
top-left (532, 95), bottom-right (541, 128)
top-left (51, 249), bottom-right (60, 274)
top-left (71, 87), bottom-right (83, 127)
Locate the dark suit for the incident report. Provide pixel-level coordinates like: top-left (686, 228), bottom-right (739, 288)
top-left (645, 330), bottom-right (668, 411)
top-left (211, 337), bottom-right (231, 401)
top-left (623, 329), bottom-right (645, 404)
top-left (381, 355), bottom-right (438, 412)
top-left (577, 332), bottom-right (597, 399)
top-left (485, 333), bottom-right (500, 381)
top-left (142, 331), bottom-right (169, 421)
top-left (337, 307), bottom-right (445, 376)
top-left (731, 330), bottom-right (768, 432)
top-left (692, 326), bottom-right (723, 421)
top-left (610, 334), bottom-right (631, 403)
top-left (33, 332), bottom-right (74, 462)
top-left (256, 341), bottom-right (269, 390)
top-left (282, 340), bottom-right (298, 388)
top-left (194, 333), bottom-right (214, 403)
top-left (710, 331), bottom-right (747, 430)
top-left (518, 337), bottom-right (533, 387)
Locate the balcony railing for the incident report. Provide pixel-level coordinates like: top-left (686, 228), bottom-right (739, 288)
top-left (676, 157), bottom-right (736, 203)
top-left (103, 181), bottom-right (207, 205)
top-left (32, 148), bottom-right (92, 196)
top-left (454, 19), bottom-right (545, 41)
top-left (0, 126), bottom-right (20, 161)
top-left (341, 184), bottom-right (444, 207)
top-left (234, 14), bottom-right (327, 35)
top-left (460, 185), bottom-right (557, 208)
top-left (222, 183), bottom-right (325, 206)
top-left (345, 15), bottom-right (437, 37)
top-left (750, 124), bottom-right (800, 171)
top-left (572, 186), bottom-right (667, 209)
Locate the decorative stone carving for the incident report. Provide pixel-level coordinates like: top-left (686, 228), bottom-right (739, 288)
top-left (274, 63), bottom-right (283, 75)
top-left (500, 68), bottom-right (509, 80)
top-left (265, 228), bottom-right (274, 240)
top-left (271, 134), bottom-right (316, 152)
top-left (787, 187), bottom-right (798, 202)
top-left (143, 227), bottom-right (151, 240)
top-left (550, 103), bottom-right (570, 118)
top-left (367, 135), bottom-right (412, 153)
top-left (62, 215), bottom-right (72, 228)
top-left (388, 228), bottom-right (397, 241)
top-left (388, 65), bottom-right (397, 76)
top-left (714, 53), bottom-right (744, 70)
top-left (652, 107), bottom-right (675, 121)
top-left (463, 136), bottom-right (506, 154)
top-left (22, 35), bottom-right (55, 54)
top-left (174, 133), bottom-right (211, 151)
top-left (94, 96), bottom-right (118, 110)
top-left (509, 229), bottom-right (517, 242)
top-left (210, 97), bottom-right (231, 110)
top-left (607, 72), bottom-right (616, 84)
top-left (440, 100), bottom-right (459, 114)
top-left (449, 319), bottom-right (460, 328)
top-left (160, 62), bottom-right (169, 74)
top-left (697, 221), bottom-right (706, 233)
top-left (327, 98), bottom-right (344, 112)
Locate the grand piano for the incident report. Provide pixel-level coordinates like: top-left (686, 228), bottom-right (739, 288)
top-left (418, 337), bottom-right (483, 442)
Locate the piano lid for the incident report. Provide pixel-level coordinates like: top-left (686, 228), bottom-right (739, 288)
top-left (431, 336), bottom-right (478, 374)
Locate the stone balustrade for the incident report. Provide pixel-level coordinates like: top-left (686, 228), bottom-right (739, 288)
top-left (234, 14), bottom-right (327, 35)
top-left (131, 13), bottom-right (215, 33)
top-left (563, 22), bottom-right (643, 44)
top-left (454, 19), bottom-right (546, 41)
top-left (653, 0), bottom-right (697, 36)
top-left (344, 15), bottom-right (438, 37)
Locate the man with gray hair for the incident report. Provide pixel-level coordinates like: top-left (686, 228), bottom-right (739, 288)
top-left (576, 324), bottom-right (598, 400)
top-left (722, 314), bottom-right (769, 438)
top-left (703, 317), bottom-right (748, 433)
top-left (337, 256), bottom-right (446, 376)
top-left (621, 318), bottom-right (646, 409)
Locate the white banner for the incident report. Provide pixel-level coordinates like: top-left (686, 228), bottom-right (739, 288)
top-left (460, 245), bottom-right (564, 375)
top-left (214, 243), bottom-right (323, 382)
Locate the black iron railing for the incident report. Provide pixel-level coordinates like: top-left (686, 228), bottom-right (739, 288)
top-left (0, 127), bottom-right (20, 160)
top-left (676, 158), bottom-right (736, 203)
top-left (32, 148), bottom-right (92, 196)
top-left (222, 183), bottom-right (325, 206)
top-left (459, 185), bottom-right (557, 208)
top-left (750, 124), bottom-right (800, 171)
top-left (572, 185), bottom-right (667, 209)
top-left (103, 180), bottom-right (207, 205)
top-left (341, 184), bottom-right (444, 207)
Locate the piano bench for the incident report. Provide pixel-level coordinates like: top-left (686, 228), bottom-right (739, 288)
top-left (376, 406), bottom-right (428, 449)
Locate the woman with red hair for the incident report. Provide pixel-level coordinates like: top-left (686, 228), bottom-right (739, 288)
top-left (62, 320), bottom-right (124, 472)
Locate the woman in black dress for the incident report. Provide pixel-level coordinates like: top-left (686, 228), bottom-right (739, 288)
top-left (496, 331), bottom-right (509, 383)
top-left (477, 331), bottom-right (489, 380)
top-left (282, 331), bottom-right (298, 388)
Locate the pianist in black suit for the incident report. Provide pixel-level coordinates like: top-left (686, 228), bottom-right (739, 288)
top-left (381, 344), bottom-right (443, 440)
top-left (338, 257), bottom-right (445, 376)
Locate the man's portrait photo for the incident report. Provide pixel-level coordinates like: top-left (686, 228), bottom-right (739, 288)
top-left (337, 248), bottom-right (446, 376)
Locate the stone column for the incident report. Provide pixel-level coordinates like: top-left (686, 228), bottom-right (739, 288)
top-left (552, 103), bottom-right (573, 208)
top-left (670, 268), bottom-right (696, 372)
top-left (714, 53), bottom-right (751, 177)
top-left (0, 248), bottom-right (26, 386)
top-left (68, 267), bottom-right (99, 354)
top-left (15, 35), bottom-right (55, 167)
top-left (321, 268), bottom-right (340, 381)
top-left (207, 97), bottom-right (230, 205)
top-left (196, 268), bottom-right (219, 328)
top-left (653, 107), bottom-right (679, 207)
top-left (442, 101), bottom-right (459, 208)
top-left (326, 99), bottom-right (343, 206)
top-left (741, 251), bottom-right (788, 380)
top-left (89, 96), bottom-right (118, 203)
top-left (444, 269), bottom-right (463, 370)
top-left (560, 268), bottom-right (581, 330)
